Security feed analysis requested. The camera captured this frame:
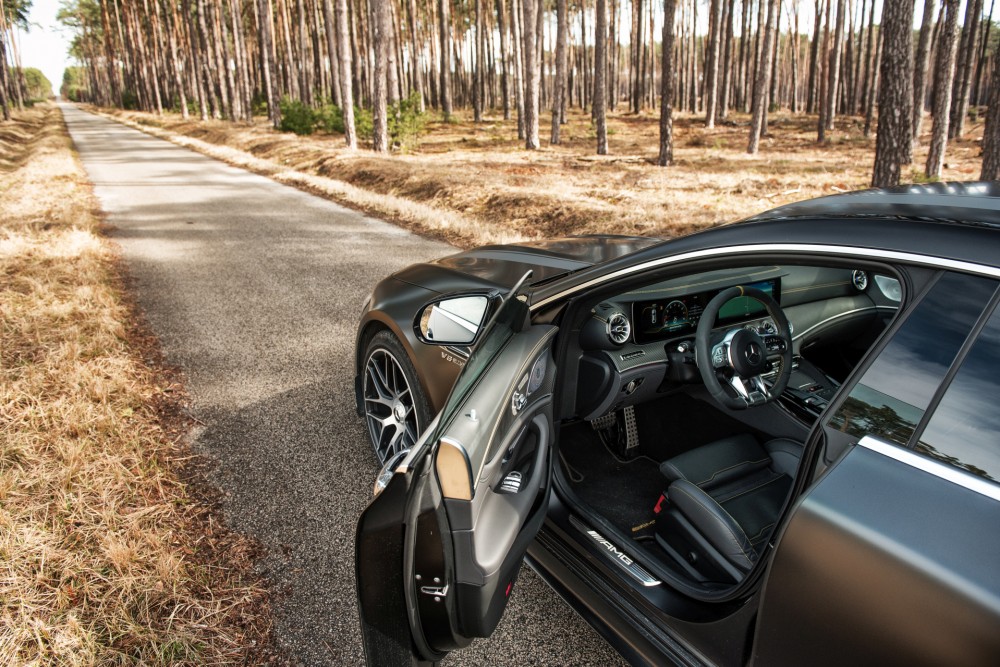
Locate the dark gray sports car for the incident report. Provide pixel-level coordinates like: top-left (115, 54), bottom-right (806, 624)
top-left (354, 182), bottom-right (1000, 666)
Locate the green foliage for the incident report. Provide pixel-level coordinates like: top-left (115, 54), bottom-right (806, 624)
top-left (121, 90), bottom-right (139, 110)
top-left (276, 93), bottom-right (422, 149)
top-left (315, 99), bottom-right (373, 139)
top-left (388, 92), bottom-right (426, 152)
top-left (60, 66), bottom-right (89, 102)
top-left (315, 99), bottom-right (346, 133)
top-left (251, 94), bottom-right (269, 117)
top-left (354, 105), bottom-right (374, 140)
top-left (278, 97), bottom-right (318, 135)
top-left (2, 0), bottom-right (33, 30)
top-left (21, 67), bottom-right (53, 101)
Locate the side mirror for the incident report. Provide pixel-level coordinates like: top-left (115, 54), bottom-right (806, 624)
top-left (416, 295), bottom-right (490, 346)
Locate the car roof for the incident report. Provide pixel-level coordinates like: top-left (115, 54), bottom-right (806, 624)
top-left (530, 182), bottom-right (1000, 308)
top-left (742, 181), bottom-right (1000, 228)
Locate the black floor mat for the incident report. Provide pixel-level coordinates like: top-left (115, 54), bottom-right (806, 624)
top-left (559, 423), bottom-right (664, 537)
top-left (633, 392), bottom-right (764, 463)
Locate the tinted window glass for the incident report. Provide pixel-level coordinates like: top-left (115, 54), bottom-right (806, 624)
top-left (828, 272), bottom-right (997, 446)
top-left (916, 305), bottom-right (1000, 484)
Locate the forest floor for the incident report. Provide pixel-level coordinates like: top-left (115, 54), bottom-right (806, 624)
top-left (1, 104), bottom-right (278, 664)
top-left (93, 103), bottom-right (985, 249)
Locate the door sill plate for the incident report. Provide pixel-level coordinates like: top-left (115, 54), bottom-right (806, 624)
top-left (570, 515), bottom-right (661, 587)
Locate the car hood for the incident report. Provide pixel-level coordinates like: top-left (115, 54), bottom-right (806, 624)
top-left (394, 235), bottom-right (661, 293)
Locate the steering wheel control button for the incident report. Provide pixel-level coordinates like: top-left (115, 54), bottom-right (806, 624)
top-left (765, 336), bottom-right (787, 353)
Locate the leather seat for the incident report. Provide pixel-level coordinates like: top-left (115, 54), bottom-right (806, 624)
top-left (657, 434), bottom-right (802, 581)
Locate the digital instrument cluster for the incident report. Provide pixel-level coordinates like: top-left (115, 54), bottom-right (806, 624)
top-left (632, 279), bottom-right (780, 344)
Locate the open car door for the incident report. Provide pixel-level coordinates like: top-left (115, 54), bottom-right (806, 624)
top-left (356, 281), bottom-right (558, 665)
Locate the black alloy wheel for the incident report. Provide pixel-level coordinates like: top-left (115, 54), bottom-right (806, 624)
top-left (362, 331), bottom-right (431, 465)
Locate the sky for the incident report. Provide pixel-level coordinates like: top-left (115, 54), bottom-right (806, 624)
top-left (19, 0), bottom-right (73, 94)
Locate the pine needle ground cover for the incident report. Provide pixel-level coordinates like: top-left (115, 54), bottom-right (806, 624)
top-left (0, 105), bottom-right (273, 664)
top-left (99, 106), bottom-right (983, 249)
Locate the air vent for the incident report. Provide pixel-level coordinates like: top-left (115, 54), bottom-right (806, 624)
top-left (852, 270), bottom-right (869, 291)
top-left (606, 312), bottom-right (631, 345)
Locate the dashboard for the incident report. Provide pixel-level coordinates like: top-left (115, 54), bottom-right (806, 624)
top-left (632, 278), bottom-right (780, 344)
top-left (573, 265), bottom-right (891, 422)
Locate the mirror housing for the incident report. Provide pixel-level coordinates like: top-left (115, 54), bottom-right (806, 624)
top-left (415, 294), bottom-right (490, 346)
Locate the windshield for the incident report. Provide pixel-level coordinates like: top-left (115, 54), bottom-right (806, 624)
top-left (430, 274), bottom-right (532, 441)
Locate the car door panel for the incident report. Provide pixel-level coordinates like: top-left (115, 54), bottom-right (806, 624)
top-left (754, 437), bottom-right (1000, 666)
top-left (357, 321), bottom-right (558, 664)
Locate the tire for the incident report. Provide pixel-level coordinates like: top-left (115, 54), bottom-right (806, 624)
top-left (361, 331), bottom-right (433, 465)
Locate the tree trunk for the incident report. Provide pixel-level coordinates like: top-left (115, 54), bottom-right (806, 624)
top-left (521, 0), bottom-right (540, 148)
top-left (217, 0), bottom-right (241, 119)
top-left (704, 0), bottom-right (723, 127)
top-left (842, 0), bottom-right (855, 112)
top-left (911, 0), bottom-right (937, 141)
top-left (336, 0), bottom-right (356, 146)
top-left (980, 33), bottom-right (1000, 178)
top-left (739, 0), bottom-right (751, 111)
top-left (807, 0), bottom-right (823, 113)
top-left (748, 0), bottom-right (779, 153)
top-left (863, 24), bottom-right (881, 136)
top-left (322, 0), bottom-right (342, 106)
top-left (372, 0), bottom-right (390, 151)
top-left (859, 0), bottom-right (875, 111)
top-left (971, 0), bottom-right (995, 105)
top-left (950, 0), bottom-right (985, 139)
top-left (631, 0), bottom-right (644, 112)
top-left (871, 0), bottom-right (915, 187)
top-left (819, 0), bottom-right (845, 140)
top-left (689, 0), bottom-right (698, 111)
top-left (497, 0), bottom-right (513, 119)
top-left (0, 22), bottom-right (9, 120)
top-left (718, 0), bottom-right (735, 119)
top-left (512, 0), bottom-right (526, 138)
top-left (790, 1), bottom-right (800, 112)
top-left (438, 0), bottom-right (453, 117)
top-left (658, 0), bottom-right (678, 165)
top-left (595, 0), bottom-right (609, 154)
top-left (610, 0), bottom-right (619, 110)
top-left (926, 0), bottom-right (961, 178)
top-left (551, 0), bottom-right (568, 143)
top-left (851, 0), bottom-right (866, 111)
top-left (474, 0), bottom-right (484, 121)
top-left (256, 0), bottom-right (282, 126)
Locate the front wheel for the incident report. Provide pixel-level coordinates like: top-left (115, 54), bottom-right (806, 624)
top-left (362, 331), bottom-right (432, 465)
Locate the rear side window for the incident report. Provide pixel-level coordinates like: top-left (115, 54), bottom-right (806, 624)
top-left (916, 306), bottom-right (1000, 485)
top-left (827, 272), bottom-right (998, 446)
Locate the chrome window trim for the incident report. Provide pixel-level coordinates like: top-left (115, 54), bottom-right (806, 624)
top-left (790, 305), bottom-right (898, 342)
top-left (859, 436), bottom-right (1000, 503)
top-left (530, 243), bottom-right (1000, 312)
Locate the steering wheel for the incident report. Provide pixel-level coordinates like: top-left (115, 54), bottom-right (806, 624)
top-left (695, 286), bottom-right (793, 410)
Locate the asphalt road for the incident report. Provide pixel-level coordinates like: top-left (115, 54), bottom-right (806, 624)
top-left (61, 104), bottom-right (625, 666)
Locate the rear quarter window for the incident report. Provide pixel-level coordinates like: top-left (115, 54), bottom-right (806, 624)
top-left (827, 272), bottom-right (998, 447)
top-left (915, 305), bottom-right (1000, 485)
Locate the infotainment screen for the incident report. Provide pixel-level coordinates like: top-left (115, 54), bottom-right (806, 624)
top-left (632, 278), bottom-right (780, 344)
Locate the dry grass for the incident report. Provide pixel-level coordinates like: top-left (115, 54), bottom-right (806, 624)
top-left (95, 105), bottom-right (985, 249)
top-left (0, 105), bottom-right (274, 665)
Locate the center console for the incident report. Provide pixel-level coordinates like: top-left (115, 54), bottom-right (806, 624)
top-left (778, 356), bottom-right (840, 422)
